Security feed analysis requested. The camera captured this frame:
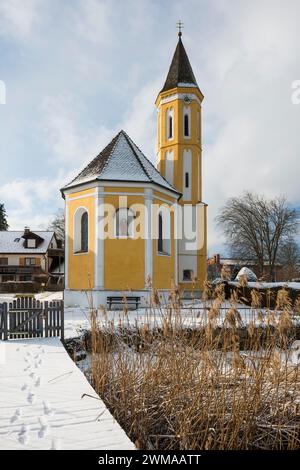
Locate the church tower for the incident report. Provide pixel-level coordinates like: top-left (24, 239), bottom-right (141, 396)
top-left (155, 27), bottom-right (207, 290)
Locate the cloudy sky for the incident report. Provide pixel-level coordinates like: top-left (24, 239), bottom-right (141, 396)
top-left (0, 0), bottom-right (299, 255)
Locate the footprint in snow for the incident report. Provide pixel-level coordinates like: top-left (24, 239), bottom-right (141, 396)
top-left (27, 391), bottom-right (36, 404)
top-left (38, 417), bottom-right (49, 439)
top-left (29, 372), bottom-right (37, 380)
top-left (18, 424), bottom-right (30, 446)
top-left (43, 401), bottom-right (53, 416)
top-left (34, 377), bottom-right (42, 388)
top-left (10, 408), bottom-right (22, 423)
top-left (23, 365), bottom-right (30, 372)
top-left (21, 383), bottom-right (28, 391)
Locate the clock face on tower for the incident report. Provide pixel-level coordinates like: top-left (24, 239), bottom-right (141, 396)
top-left (183, 95), bottom-right (192, 104)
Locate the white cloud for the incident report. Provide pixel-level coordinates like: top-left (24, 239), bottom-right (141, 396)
top-left (75, 0), bottom-right (113, 46)
top-left (41, 93), bottom-right (116, 172)
top-left (0, 177), bottom-right (65, 230)
top-left (0, 0), bottom-right (299, 255)
top-left (199, 0), bottom-right (300, 253)
top-left (120, 79), bottom-right (161, 160)
top-left (0, 0), bottom-right (41, 39)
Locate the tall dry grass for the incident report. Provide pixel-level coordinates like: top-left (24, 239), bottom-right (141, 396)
top-left (85, 284), bottom-right (300, 450)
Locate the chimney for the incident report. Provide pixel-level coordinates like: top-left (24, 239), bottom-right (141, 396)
top-left (24, 226), bottom-right (30, 235)
top-left (214, 254), bottom-right (221, 267)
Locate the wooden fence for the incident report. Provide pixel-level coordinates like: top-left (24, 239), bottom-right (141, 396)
top-left (0, 298), bottom-right (64, 341)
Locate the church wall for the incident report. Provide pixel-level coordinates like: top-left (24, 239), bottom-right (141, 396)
top-left (152, 196), bottom-right (176, 289)
top-left (66, 190), bottom-right (96, 290)
top-left (104, 186), bottom-right (143, 194)
top-left (157, 93), bottom-right (202, 205)
top-left (156, 82), bottom-right (206, 291)
top-left (103, 192), bottom-right (145, 291)
top-left (196, 203), bottom-right (207, 289)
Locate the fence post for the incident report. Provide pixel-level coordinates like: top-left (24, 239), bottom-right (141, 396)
top-left (44, 301), bottom-right (49, 338)
top-left (3, 303), bottom-right (8, 341)
top-left (60, 300), bottom-right (64, 342)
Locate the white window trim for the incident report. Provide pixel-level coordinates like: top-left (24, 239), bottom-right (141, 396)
top-left (166, 107), bottom-right (174, 141)
top-left (157, 208), bottom-right (171, 256)
top-left (73, 206), bottom-right (89, 255)
top-left (114, 208), bottom-right (135, 239)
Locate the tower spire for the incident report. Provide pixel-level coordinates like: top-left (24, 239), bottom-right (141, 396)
top-left (159, 25), bottom-right (199, 94)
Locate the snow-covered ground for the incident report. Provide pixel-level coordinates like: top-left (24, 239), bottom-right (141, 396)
top-left (62, 301), bottom-right (300, 339)
top-left (1, 291), bottom-right (299, 339)
top-left (230, 281), bottom-right (300, 290)
top-left (0, 337), bottom-right (135, 450)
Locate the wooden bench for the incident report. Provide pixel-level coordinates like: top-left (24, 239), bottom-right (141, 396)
top-left (107, 296), bottom-right (141, 310)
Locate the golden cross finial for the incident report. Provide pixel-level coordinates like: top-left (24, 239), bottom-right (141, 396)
top-left (177, 20), bottom-right (184, 37)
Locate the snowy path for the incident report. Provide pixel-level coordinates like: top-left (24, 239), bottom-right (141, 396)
top-left (0, 338), bottom-right (135, 450)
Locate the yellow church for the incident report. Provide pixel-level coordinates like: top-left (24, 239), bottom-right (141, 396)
top-left (61, 30), bottom-right (207, 307)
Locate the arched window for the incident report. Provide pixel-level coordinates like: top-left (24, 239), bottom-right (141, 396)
top-left (168, 115), bottom-right (173, 139)
top-left (184, 114), bottom-right (189, 137)
top-left (166, 108), bottom-right (174, 140)
top-left (157, 207), bottom-right (171, 255)
top-left (74, 207), bottom-right (89, 253)
top-left (183, 149), bottom-right (192, 200)
top-left (81, 212), bottom-right (88, 252)
top-left (158, 213), bottom-right (163, 253)
top-left (115, 208), bottom-right (135, 238)
top-left (183, 106), bottom-right (191, 138)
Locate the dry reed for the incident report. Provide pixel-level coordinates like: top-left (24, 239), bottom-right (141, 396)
top-left (84, 285), bottom-right (300, 450)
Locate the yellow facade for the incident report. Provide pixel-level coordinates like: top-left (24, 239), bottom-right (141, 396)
top-left (65, 185), bottom-right (178, 295)
top-left (67, 191), bottom-right (95, 290)
top-left (103, 191), bottom-right (145, 290)
top-left (156, 85), bottom-right (207, 290)
top-left (152, 190), bottom-right (176, 289)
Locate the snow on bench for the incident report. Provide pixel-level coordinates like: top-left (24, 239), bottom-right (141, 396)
top-left (0, 337), bottom-right (135, 450)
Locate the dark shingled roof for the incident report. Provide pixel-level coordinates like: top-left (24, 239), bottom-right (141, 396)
top-left (160, 36), bottom-right (199, 93)
top-left (62, 130), bottom-right (180, 196)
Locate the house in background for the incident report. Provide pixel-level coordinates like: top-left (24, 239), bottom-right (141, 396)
top-left (207, 254), bottom-right (284, 282)
top-left (0, 227), bottom-right (64, 290)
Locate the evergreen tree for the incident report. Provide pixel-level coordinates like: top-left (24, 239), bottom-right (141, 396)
top-left (0, 203), bottom-right (9, 231)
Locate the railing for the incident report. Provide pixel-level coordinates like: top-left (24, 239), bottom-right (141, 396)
top-left (0, 265), bottom-right (42, 274)
top-left (0, 298), bottom-right (64, 340)
top-left (48, 248), bottom-right (64, 257)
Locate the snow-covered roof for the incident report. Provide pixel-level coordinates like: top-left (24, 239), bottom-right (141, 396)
top-left (235, 267), bottom-right (258, 282)
top-left (62, 130), bottom-right (180, 196)
top-left (0, 231), bottom-right (54, 254)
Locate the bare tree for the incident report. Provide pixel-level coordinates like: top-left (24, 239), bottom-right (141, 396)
top-left (216, 192), bottom-right (299, 281)
top-left (279, 239), bottom-right (300, 281)
top-left (48, 209), bottom-right (65, 243)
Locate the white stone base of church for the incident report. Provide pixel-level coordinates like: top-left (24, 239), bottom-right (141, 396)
top-left (64, 288), bottom-right (153, 309)
top-left (64, 289), bottom-right (203, 309)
